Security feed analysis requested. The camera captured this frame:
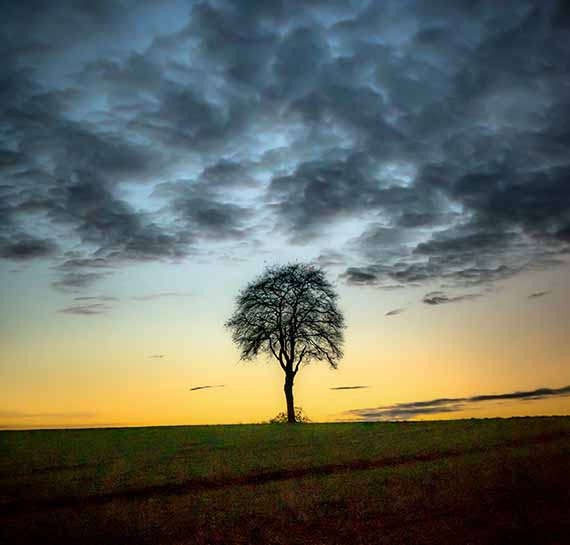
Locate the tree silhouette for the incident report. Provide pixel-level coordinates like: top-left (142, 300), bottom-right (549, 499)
top-left (225, 263), bottom-right (345, 423)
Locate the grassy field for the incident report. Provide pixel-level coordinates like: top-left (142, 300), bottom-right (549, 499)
top-left (1, 416), bottom-right (570, 544)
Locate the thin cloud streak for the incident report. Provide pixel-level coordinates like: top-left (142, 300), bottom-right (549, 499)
top-left (132, 292), bottom-right (193, 301)
top-left (330, 386), bottom-right (370, 390)
top-left (528, 291), bottom-right (550, 299)
top-left (189, 385), bottom-right (225, 391)
top-left (423, 291), bottom-right (482, 306)
top-left (58, 303), bottom-right (111, 315)
top-left (347, 385), bottom-right (570, 421)
top-left (74, 296), bottom-right (118, 302)
top-left (52, 272), bottom-right (113, 292)
top-left (386, 308), bottom-right (405, 316)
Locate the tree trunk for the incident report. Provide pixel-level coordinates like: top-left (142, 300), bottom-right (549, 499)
top-left (284, 373), bottom-right (296, 423)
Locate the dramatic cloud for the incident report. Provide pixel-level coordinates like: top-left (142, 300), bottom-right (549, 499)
top-left (189, 384), bottom-right (225, 391)
top-left (347, 385), bottom-right (570, 421)
top-left (1, 0), bottom-right (569, 290)
top-left (330, 385), bottom-right (370, 390)
top-left (422, 291), bottom-right (482, 306)
top-left (385, 308), bottom-right (405, 316)
top-left (0, 238), bottom-right (58, 261)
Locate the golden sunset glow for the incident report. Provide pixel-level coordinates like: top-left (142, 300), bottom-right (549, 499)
top-left (2, 261), bottom-right (569, 429)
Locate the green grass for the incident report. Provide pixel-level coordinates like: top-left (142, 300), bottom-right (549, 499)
top-left (2, 417), bottom-right (570, 544)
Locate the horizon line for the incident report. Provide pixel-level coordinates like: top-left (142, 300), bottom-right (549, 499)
top-left (2, 414), bottom-right (569, 432)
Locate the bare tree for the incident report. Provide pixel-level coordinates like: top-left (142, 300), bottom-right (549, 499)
top-left (225, 263), bottom-right (345, 423)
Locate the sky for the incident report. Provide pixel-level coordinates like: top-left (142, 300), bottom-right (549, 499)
top-left (1, 0), bottom-right (570, 429)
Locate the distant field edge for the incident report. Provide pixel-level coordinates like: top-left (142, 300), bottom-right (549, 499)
top-left (2, 414), bottom-right (569, 432)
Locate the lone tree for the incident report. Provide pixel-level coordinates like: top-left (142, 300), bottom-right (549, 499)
top-left (225, 263), bottom-right (345, 423)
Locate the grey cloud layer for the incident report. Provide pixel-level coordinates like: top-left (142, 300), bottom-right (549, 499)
top-left (1, 0), bottom-right (569, 290)
top-left (347, 385), bottom-right (570, 421)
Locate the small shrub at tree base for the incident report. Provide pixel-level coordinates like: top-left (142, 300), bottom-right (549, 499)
top-left (269, 407), bottom-right (310, 424)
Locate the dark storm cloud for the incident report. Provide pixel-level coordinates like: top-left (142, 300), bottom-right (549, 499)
top-left (1, 0), bottom-right (569, 290)
top-left (189, 384), bottom-right (225, 391)
top-left (268, 156), bottom-right (424, 243)
top-left (0, 238), bottom-right (58, 260)
top-left (347, 385), bottom-right (570, 421)
top-left (43, 172), bottom-right (195, 263)
top-left (153, 181), bottom-right (254, 241)
top-left (422, 291), bottom-right (482, 306)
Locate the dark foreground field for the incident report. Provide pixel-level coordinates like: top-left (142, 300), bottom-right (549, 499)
top-left (1, 417), bottom-right (570, 545)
